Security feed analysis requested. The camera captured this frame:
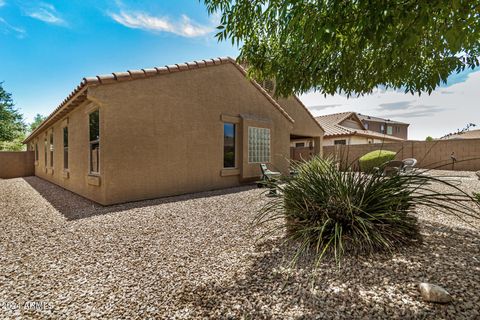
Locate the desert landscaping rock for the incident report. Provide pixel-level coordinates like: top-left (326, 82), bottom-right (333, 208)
top-left (0, 171), bottom-right (479, 319)
top-left (418, 283), bottom-right (452, 304)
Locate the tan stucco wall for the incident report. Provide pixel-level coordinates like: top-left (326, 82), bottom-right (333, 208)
top-left (32, 101), bottom-right (107, 204)
top-left (0, 151), bottom-right (34, 178)
top-left (276, 97), bottom-right (324, 138)
top-left (27, 63), bottom-right (324, 205)
top-left (323, 135), bottom-right (397, 146)
top-left (88, 63), bottom-right (299, 205)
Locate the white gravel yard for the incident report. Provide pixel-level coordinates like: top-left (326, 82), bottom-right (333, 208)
top-left (0, 172), bottom-right (479, 319)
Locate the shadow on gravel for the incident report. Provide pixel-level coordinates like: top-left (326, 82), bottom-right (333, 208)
top-left (174, 221), bottom-right (480, 319)
top-left (22, 176), bottom-right (256, 221)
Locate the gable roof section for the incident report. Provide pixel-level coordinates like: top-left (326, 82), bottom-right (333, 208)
top-left (315, 112), bottom-right (404, 141)
top-left (357, 113), bottom-right (409, 125)
top-left (24, 57), bottom-right (294, 144)
top-left (441, 129), bottom-right (480, 140)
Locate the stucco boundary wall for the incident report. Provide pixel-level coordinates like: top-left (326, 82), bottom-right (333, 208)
top-left (0, 151), bottom-right (35, 179)
top-left (323, 139), bottom-right (480, 171)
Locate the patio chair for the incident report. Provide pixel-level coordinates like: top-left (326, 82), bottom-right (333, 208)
top-left (402, 158), bottom-right (417, 172)
top-left (380, 160), bottom-right (405, 177)
top-left (259, 164), bottom-right (281, 195)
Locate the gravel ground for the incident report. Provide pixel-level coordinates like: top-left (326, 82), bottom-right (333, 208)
top-left (0, 172), bottom-right (479, 319)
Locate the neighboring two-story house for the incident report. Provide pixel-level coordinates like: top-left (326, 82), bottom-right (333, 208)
top-left (357, 113), bottom-right (409, 140)
top-left (316, 112), bottom-right (407, 146)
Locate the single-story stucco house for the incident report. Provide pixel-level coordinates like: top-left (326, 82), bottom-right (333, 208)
top-left (24, 57), bottom-right (323, 205)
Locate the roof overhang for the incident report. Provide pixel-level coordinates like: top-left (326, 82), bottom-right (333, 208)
top-left (24, 57), bottom-right (295, 144)
top-left (23, 86), bottom-right (88, 144)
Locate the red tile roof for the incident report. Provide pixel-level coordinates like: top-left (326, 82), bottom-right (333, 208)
top-left (24, 57), bottom-right (294, 143)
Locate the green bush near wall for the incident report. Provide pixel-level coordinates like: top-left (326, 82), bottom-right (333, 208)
top-left (359, 150), bottom-right (396, 172)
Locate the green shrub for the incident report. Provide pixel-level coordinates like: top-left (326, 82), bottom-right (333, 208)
top-left (256, 156), bottom-right (478, 266)
top-left (474, 192), bottom-right (480, 203)
top-left (359, 150), bottom-right (396, 172)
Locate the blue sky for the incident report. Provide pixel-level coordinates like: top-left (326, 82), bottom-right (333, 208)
top-left (1, 0), bottom-right (478, 140)
top-left (0, 0), bottom-right (238, 122)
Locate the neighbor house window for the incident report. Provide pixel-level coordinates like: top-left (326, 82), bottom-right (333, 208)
top-left (248, 127), bottom-right (270, 163)
top-left (364, 122), bottom-right (369, 130)
top-left (295, 142), bottom-right (305, 148)
top-left (223, 123), bottom-right (235, 168)
top-left (89, 110), bottom-right (100, 174)
top-left (387, 126), bottom-right (393, 135)
top-left (63, 126), bottom-right (69, 170)
top-left (395, 126), bottom-right (400, 133)
top-left (49, 130), bottom-right (54, 167)
top-left (334, 139), bottom-right (347, 145)
top-left (380, 124), bottom-right (385, 133)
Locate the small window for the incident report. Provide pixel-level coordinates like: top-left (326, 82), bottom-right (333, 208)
top-left (223, 123), bottom-right (235, 168)
top-left (395, 126), bottom-right (400, 133)
top-left (49, 130), bottom-right (54, 167)
top-left (387, 126), bottom-right (393, 135)
top-left (44, 137), bottom-right (47, 166)
top-left (63, 127), bottom-right (69, 170)
top-left (295, 142), bottom-right (305, 148)
top-left (248, 127), bottom-right (271, 163)
top-left (334, 139), bottom-right (347, 145)
top-left (89, 110), bottom-right (100, 174)
top-left (364, 122), bottom-right (369, 130)
top-left (35, 142), bottom-right (38, 161)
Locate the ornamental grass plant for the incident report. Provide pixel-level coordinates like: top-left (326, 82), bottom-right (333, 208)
top-left (256, 157), bottom-right (479, 267)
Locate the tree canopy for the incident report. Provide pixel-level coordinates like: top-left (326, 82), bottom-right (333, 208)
top-left (0, 83), bottom-right (25, 150)
top-left (204, 0), bottom-right (480, 97)
top-left (30, 114), bottom-right (46, 132)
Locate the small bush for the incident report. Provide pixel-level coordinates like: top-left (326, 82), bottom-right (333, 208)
top-left (474, 192), bottom-right (480, 203)
top-left (256, 156), bottom-right (478, 266)
top-left (359, 150), bottom-right (396, 172)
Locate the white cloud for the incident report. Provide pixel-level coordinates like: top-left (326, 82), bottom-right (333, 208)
top-left (0, 1), bottom-right (5, 8)
top-left (300, 71), bottom-right (480, 140)
top-left (0, 17), bottom-right (26, 38)
top-left (25, 3), bottom-right (65, 25)
top-left (109, 10), bottom-right (213, 37)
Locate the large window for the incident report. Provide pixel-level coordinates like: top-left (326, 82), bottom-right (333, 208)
top-left (223, 123), bottom-right (235, 168)
top-left (49, 130), bottom-right (54, 167)
top-left (63, 126), bottom-right (69, 170)
top-left (248, 127), bottom-right (270, 163)
top-left (387, 126), bottom-right (393, 135)
top-left (89, 110), bottom-right (100, 174)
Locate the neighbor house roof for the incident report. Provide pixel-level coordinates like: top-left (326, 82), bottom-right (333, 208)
top-left (315, 112), bottom-right (404, 141)
top-left (24, 57), bottom-right (295, 144)
top-left (441, 129), bottom-right (480, 140)
top-left (357, 113), bottom-right (409, 125)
